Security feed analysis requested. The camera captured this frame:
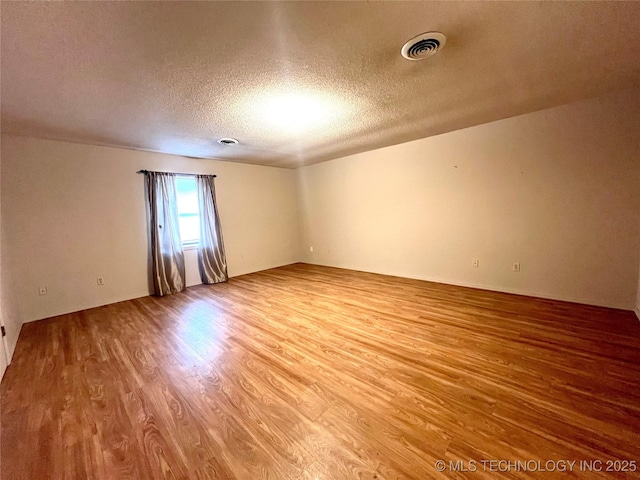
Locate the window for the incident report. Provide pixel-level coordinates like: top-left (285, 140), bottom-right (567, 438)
top-left (175, 177), bottom-right (200, 245)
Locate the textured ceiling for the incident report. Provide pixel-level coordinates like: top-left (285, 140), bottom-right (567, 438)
top-left (2, 2), bottom-right (640, 168)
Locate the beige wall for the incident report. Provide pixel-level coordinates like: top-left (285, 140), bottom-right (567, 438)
top-left (1, 134), bottom-right (17, 370)
top-left (1, 135), bottom-right (299, 327)
top-left (1, 88), bottom-right (639, 341)
top-left (298, 90), bottom-right (640, 310)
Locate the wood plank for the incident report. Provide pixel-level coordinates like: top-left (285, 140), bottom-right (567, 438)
top-left (2, 263), bottom-right (640, 479)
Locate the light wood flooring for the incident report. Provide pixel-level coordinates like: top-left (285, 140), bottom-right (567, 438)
top-left (2, 263), bottom-right (640, 479)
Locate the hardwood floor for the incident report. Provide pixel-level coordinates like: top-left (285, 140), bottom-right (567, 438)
top-left (2, 263), bottom-right (640, 479)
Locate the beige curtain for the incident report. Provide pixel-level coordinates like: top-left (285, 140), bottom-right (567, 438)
top-left (144, 171), bottom-right (186, 296)
top-left (196, 175), bottom-right (228, 284)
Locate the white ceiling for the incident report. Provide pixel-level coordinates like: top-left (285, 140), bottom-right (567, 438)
top-left (2, 1), bottom-right (639, 168)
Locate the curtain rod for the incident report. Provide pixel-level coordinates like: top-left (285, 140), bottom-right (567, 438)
top-left (137, 169), bottom-right (216, 178)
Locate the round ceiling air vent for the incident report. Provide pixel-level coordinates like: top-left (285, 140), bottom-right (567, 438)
top-left (217, 137), bottom-right (239, 145)
top-left (401, 32), bottom-right (446, 61)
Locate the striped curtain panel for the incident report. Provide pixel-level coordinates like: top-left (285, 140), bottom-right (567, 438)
top-left (196, 175), bottom-right (228, 284)
top-left (144, 171), bottom-right (186, 296)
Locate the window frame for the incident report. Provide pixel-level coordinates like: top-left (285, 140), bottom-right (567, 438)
top-left (174, 175), bottom-right (201, 248)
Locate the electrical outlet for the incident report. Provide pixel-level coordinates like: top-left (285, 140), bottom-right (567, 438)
top-left (473, 259), bottom-right (479, 267)
top-left (309, 246), bottom-right (314, 252)
top-left (97, 277), bottom-right (104, 286)
top-left (513, 263), bottom-right (521, 272)
top-left (38, 286), bottom-right (48, 296)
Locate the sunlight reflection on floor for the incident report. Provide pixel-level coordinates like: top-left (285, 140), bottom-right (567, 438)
top-left (175, 300), bottom-right (230, 367)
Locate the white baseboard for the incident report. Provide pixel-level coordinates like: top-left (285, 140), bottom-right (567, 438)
top-left (229, 260), bottom-right (299, 279)
top-left (21, 261), bottom-right (301, 325)
top-left (302, 260), bottom-right (633, 311)
top-left (4, 322), bottom-right (22, 366)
